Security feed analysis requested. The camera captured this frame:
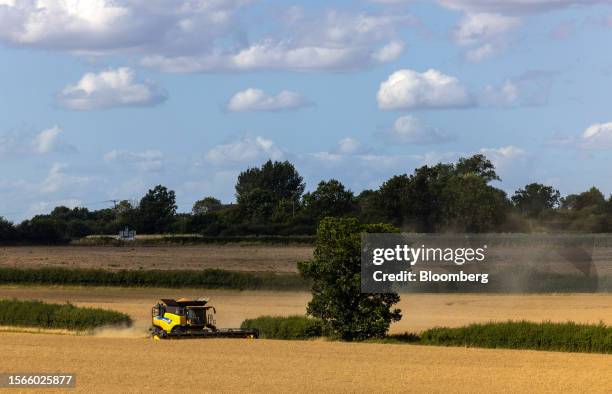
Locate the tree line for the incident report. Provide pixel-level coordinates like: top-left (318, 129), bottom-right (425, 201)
top-left (1, 154), bottom-right (612, 243)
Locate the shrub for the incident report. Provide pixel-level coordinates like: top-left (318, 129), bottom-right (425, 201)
top-left (418, 321), bottom-right (612, 353)
top-left (0, 299), bottom-right (131, 331)
top-left (0, 267), bottom-right (309, 291)
top-left (240, 315), bottom-right (324, 339)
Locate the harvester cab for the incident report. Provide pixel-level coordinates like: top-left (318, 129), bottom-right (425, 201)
top-left (150, 298), bottom-right (258, 340)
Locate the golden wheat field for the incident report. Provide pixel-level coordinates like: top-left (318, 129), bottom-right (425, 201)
top-left (1, 332), bottom-right (611, 393)
top-left (0, 245), bottom-right (312, 272)
top-left (1, 286), bottom-right (611, 332)
top-left (0, 287), bottom-right (611, 392)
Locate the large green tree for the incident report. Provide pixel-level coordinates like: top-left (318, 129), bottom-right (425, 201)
top-left (298, 217), bottom-right (401, 341)
top-left (512, 183), bottom-right (560, 217)
top-left (138, 185), bottom-right (177, 233)
top-left (302, 179), bottom-right (354, 221)
top-left (236, 160), bottom-right (305, 223)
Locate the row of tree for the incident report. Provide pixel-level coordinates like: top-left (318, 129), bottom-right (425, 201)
top-left (2, 154), bottom-right (612, 243)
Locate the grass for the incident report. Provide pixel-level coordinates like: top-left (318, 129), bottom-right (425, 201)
top-left (383, 321), bottom-right (612, 354)
top-left (0, 298), bottom-right (132, 331)
top-left (241, 315), bottom-right (324, 339)
top-left (0, 267), bottom-right (309, 290)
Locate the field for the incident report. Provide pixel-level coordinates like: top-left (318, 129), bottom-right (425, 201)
top-left (0, 245), bottom-right (313, 273)
top-left (2, 332), bottom-right (611, 393)
top-left (1, 286), bottom-right (610, 333)
top-left (1, 244), bottom-right (610, 392)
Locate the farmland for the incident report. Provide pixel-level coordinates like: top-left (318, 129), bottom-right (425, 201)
top-left (0, 245), bottom-right (312, 273)
top-left (2, 332), bottom-right (611, 393)
top-left (0, 286), bottom-right (610, 333)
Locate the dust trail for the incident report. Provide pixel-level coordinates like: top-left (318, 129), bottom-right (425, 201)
top-left (93, 321), bottom-right (150, 339)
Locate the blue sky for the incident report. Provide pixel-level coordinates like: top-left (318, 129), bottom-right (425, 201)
top-left (2, 0), bottom-right (612, 221)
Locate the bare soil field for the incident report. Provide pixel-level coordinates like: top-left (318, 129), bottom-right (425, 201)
top-left (0, 286), bottom-right (610, 333)
top-left (2, 332), bottom-right (610, 393)
top-left (0, 245), bottom-right (313, 273)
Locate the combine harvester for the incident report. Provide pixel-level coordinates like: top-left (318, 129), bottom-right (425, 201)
top-left (150, 298), bottom-right (259, 340)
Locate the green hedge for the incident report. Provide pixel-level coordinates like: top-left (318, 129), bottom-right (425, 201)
top-left (415, 321), bottom-right (612, 353)
top-left (240, 315), bottom-right (324, 339)
top-left (0, 299), bottom-right (132, 331)
top-left (0, 267), bottom-right (309, 290)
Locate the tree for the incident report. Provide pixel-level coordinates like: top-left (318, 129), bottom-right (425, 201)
top-left (561, 187), bottom-right (605, 211)
top-left (455, 154), bottom-right (500, 183)
top-left (377, 175), bottom-right (410, 226)
top-left (0, 217), bottom-right (16, 243)
top-left (236, 160), bottom-right (305, 223)
top-left (138, 185), bottom-right (177, 233)
top-left (446, 174), bottom-right (508, 232)
top-left (192, 197), bottom-right (222, 215)
top-left (298, 217), bottom-right (401, 341)
top-left (512, 183), bottom-right (560, 217)
top-left (303, 179), bottom-right (354, 221)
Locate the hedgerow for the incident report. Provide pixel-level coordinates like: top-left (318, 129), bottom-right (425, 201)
top-left (0, 267), bottom-right (309, 290)
top-left (240, 315), bottom-right (324, 339)
top-left (0, 299), bottom-right (131, 331)
top-left (382, 321), bottom-right (612, 353)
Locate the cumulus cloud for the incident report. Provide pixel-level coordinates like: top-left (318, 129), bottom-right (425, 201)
top-left (479, 70), bottom-right (556, 107)
top-left (371, 40), bottom-right (405, 63)
top-left (377, 69), bottom-right (473, 110)
top-left (478, 145), bottom-right (527, 171)
top-left (57, 67), bottom-right (167, 110)
top-left (226, 89), bottom-right (311, 112)
top-left (580, 122), bottom-right (612, 148)
top-left (41, 163), bottom-right (91, 193)
top-left (0, 2), bottom-right (413, 72)
top-left (335, 138), bottom-right (368, 155)
top-left (385, 115), bottom-right (451, 144)
top-left (32, 126), bottom-right (61, 154)
top-left (104, 149), bottom-right (164, 172)
top-left (452, 12), bottom-right (521, 62)
top-left (0, 126), bottom-right (73, 157)
top-left (204, 136), bottom-right (284, 167)
top-left (454, 12), bottom-right (521, 45)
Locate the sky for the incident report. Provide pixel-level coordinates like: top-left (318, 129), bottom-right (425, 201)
top-left (2, 0), bottom-right (612, 222)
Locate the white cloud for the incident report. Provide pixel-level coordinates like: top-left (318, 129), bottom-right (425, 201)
top-left (371, 40), bottom-right (405, 63)
top-left (478, 145), bottom-right (527, 170)
top-left (335, 138), bottom-right (367, 155)
top-left (377, 69), bottom-right (473, 110)
top-left (454, 13), bottom-right (521, 45)
top-left (479, 70), bottom-right (556, 107)
top-left (226, 88), bottom-right (310, 112)
top-left (580, 122), bottom-right (612, 148)
top-left (0, 125), bottom-right (73, 157)
top-left (0, 2), bottom-right (413, 72)
top-left (32, 126), bottom-right (61, 154)
top-left (41, 163), bottom-right (91, 193)
top-left (452, 12), bottom-right (520, 62)
top-left (386, 115), bottom-right (451, 144)
top-left (104, 149), bottom-right (164, 172)
top-left (57, 67), bottom-right (167, 110)
top-left (204, 136), bottom-right (284, 167)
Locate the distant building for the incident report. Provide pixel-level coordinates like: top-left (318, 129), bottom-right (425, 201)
top-left (117, 226), bottom-right (136, 241)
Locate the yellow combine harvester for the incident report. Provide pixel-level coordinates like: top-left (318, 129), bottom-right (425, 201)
top-left (150, 298), bottom-right (258, 340)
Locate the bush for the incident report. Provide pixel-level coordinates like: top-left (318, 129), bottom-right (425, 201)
top-left (418, 321), bottom-right (612, 353)
top-left (0, 267), bottom-right (309, 291)
top-left (240, 315), bottom-right (324, 339)
top-left (0, 299), bottom-right (132, 331)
